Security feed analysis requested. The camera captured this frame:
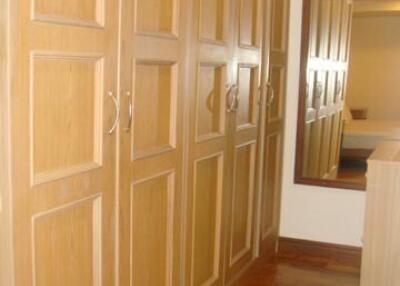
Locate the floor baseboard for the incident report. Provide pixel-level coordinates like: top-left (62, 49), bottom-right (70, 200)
top-left (278, 237), bottom-right (362, 273)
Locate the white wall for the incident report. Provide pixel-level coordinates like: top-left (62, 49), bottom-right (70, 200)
top-left (279, 0), bottom-right (366, 247)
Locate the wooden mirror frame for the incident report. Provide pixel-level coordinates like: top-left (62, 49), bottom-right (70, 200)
top-left (294, 0), bottom-right (365, 191)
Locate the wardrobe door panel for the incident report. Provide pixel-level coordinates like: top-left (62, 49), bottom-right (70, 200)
top-left (131, 173), bottom-right (175, 286)
top-left (236, 66), bottom-right (259, 128)
top-left (224, 0), bottom-right (263, 282)
top-left (33, 0), bottom-right (102, 26)
top-left (309, 0), bottom-right (320, 58)
top-left (196, 64), bottom-right (227, 140)
top-left (239, 0), bottom-right (259, 47)
top-left (119, 0), bottom-right (188, 285)
top-left (268, 66), bottom-right (285, 122)
top-left (33, 197), bottom-right (101, 286)
top-left (192, 155), bottom-right (224, 286)
top-left (136, 0), bottom-right (177, 34)
top-left (329, 0), bottom-right (342, 60)
top-left (32, 55), bottom-right (102, 180)
top-left (200, 0), bottom-right (225, 42)
top-left (132, 62), bottom-right (177, 158)
top-left (260, 132), bottom-right (282, 247)
top-left (259, 0), bottom-right (288, 254)
top-left (230, 143), bottom-right (256, 263)
top-left (339, 0), bottom-right (352, 62)
top-left (10, 0), bottom-right (119, 285)
top-left (319, 116), bottom-right (333, 178)
top-left (317, 0), bottom-right (332, 59)
top-left (186, 0), bottom-right (231, 285)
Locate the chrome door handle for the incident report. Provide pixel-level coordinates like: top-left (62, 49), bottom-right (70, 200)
top-left (266, 82), bottom-right (275, 107)
top-left (125, 91), bottom-right (133, 133)
top-left (335, 80), bottom-right (342, 96)
top-left (232, 84), bottom-right (239, 112)
top-left (316, 81), bottom-right (323, 98)
top-left (108, 91), bottom-right (120, 135)
top-left (226, 84), bottom-right (234, 112)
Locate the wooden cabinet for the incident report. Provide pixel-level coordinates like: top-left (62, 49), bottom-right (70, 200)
top-left (361, 140), bottom-right (400, 286)
top-left (0, 0), bottom-right (284, 285)
top-left (302, 0), bottom-right (353, 179)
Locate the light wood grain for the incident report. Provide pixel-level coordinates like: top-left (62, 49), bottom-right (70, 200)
top-left (258, 0), bottom-right (289, 256)
top-left (224, 0), bottom-right (264, 283)
top-left (32, 196), bottom-right (102, 286)
top-left (118, 0), bottom-right (188, 285)
top-left (2, 0), bottom-right (283, 285)
top-left (131, 172), bottom-right (174, 286)
top-left (184, 0), bottom-right (231, 285)
top-left (136, 0), bottom-right (176, 34)
top-left (33, 0), bottom-right (104, 27)
top-left (0, 0), bottom-right (14, 285)
top-left (8, 0), bottom-right (119, 284)
top-left (361, 140), bottom-right (400, 285)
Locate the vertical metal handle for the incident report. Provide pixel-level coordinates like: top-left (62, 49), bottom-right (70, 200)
top-left (266, 82), bottom-right (275, 107)
top-left (226, 84), bottom-right (234, 112)
top-left (232, 85), bottom-right (239, 111)
top-left (108, 91), bottom-right (120, 135)
top-left (226, 84), bottom-right (239, 112)
top-left (335, 80), bottom-right (342, 97)
top-left (316, 81), bottom-right (323, 98)
top-left (125, 91), bottom-right (133, 133)
top-left (315, 81), bottom-right (323, 110)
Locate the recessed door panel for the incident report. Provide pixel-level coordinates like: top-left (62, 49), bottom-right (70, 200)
top-left (200, 0), bottom-right (225, 42)
top-left (196, 64), bottom-right (226, 140)
top-left (230, 143), bottom-right (255, 264)
top-left (268, 65), bottom-right (285, 122)
top-left (192, 155), bottom-right (223, 286)
top-left (131, 173), bottom-right (175, 286)
top-left (239, 0), bottom-right (258, 47)
top-left (271, 0), bottom-right (287, 52)
top-left (33, 0), bottom-right (103, 26)
top-left (33, 196), bottom-right (101, 286)
top-left (136, 0), bottom-right (177, 34)
top-left (133, 62), bottom-right (177, 158)
top-left (317, 0), bottom-right (332, 59)
top-left (237, 66), bottom-right (258, 129)
top-left (339, 0), bottom-right (352, 62)
top-left (32, 54), bottom-right (103, 184)
top-left (261, 133), bottom-right (281, 239)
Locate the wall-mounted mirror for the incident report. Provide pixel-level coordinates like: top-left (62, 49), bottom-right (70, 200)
top-left (295, 0), bottom-right (400, 190)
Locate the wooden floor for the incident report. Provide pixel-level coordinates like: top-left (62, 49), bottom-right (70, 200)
top-left (235, 253), bottom-right (360, 286)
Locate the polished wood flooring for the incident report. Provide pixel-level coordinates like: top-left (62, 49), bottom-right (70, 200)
top-left (236, 252), bottom-right (360, 286)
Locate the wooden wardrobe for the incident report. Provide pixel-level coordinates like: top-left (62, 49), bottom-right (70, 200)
top-left (0, 0), bottom-right (288, 285)
top-left (301, 0), bottom-right (353, 180)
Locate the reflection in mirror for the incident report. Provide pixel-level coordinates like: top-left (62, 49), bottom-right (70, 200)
top-left (295, 0), bottom-right (400, 190)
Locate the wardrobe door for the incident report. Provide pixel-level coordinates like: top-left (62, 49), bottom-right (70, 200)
top-left (224, 0), bottom-right (264, 282)
top-left (303, 0), bottom-right (320, 177)
top-left (185, 0), bottom-right (232, 285)
top-left (118, 0), bottom-right (189, 285)
top-left (326, 0), bottom-right (343, 178)
top-left (259, 0), bottom-right (289, 255)
top-left (10, 0), bottom-right (119, 285)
